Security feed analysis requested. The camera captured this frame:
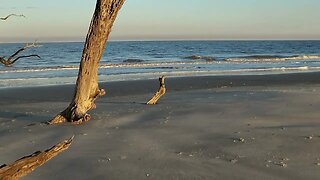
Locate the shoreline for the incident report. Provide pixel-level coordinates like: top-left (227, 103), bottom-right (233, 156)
top-left (2, 71), bottom-right (320, 97)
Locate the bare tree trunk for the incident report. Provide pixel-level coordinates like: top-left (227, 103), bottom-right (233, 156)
top-left (49, 0), bottom-right (125, 124)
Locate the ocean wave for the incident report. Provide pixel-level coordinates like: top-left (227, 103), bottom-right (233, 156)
top-left (2, 65), bottom-right (320, 88)
top-left (0, 66), bottom-right (317, 82)
top-left (0, 61), bottom-right (214, 74)
top-left (1, 54), bottom-right (320, 74)
top-left (123, 59), bottom-right (145, 63)
top-left (185, 55), bottom-right (216, 62)
top-left (225, 55), bottom-right (320, 62)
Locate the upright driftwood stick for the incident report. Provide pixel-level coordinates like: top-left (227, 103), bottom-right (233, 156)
top-left (147, 76), bottom-right (166, 105)
top-left (0, 136), bottom-right (73, 180)
top-left (49, 0), bottom-right (125, 125)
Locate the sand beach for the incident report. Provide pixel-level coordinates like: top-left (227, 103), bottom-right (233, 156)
top-left (1, 72), bottom-right (320, 179)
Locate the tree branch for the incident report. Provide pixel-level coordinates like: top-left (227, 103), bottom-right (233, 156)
top-left (0, 14), bottom-right (25, 21)
top-left (0, 136), bottom-right (74, 179)
top-left (11, 55), bottom-right (41, 64)
top-left (8, 42), bottom-right (42, 61)
top-left (0, 42), bottom-right (42, 67)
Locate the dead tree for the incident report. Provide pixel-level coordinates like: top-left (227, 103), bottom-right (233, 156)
top-left (0, 42), bottom-right (41, 67)
top-left (0, 136), bottom-right (73, 179)
top-left (48, 0), bottom-right (126, 125)
top-left (147, 76), bottom-right (166, 105)
top-left (0, 14), bottom-right (25, 21)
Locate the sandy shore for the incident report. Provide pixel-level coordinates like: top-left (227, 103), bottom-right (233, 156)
top-left (2, 72), bottom-right (320, 179)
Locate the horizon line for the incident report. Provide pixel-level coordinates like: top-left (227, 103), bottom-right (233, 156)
top-left (1, 38), bottom-right (320, 44)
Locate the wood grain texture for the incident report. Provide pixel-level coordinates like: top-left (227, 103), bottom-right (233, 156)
top-left (0, 136), bottom-right (73, 180)
top-left (49, 0), bottom-right (125, 124)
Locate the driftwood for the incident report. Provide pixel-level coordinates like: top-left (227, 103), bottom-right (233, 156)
top-left (0, 14), bottom-right (25, 21)
top-left (147, 76), bottom-right (166, 105)
top-left (0, 42), bottom-right (41, 67)
top-left (0, 136), bottom-right (74, 180)
top-left (49, 0), bottom-right (125, 125)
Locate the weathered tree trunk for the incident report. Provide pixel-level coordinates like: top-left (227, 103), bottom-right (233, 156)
top-left (49, 0), bottom-right (125, 124)
top-left (147, 76), bottom-right (166, 105)
top-left (0, 136), bottom-right (73, 179)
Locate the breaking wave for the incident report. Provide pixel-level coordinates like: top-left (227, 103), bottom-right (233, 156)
top-left (225, 55), bottom-right (320, 62)
top-left (123, 59), bottom-right (145, 63)
top-left (185, 55), bottom-right (216, 62)
top-left (0, 61), bottom-right (214, 74)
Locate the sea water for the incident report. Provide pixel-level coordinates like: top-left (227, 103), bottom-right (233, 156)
top-left (0, 40), bottom-right (320, 88)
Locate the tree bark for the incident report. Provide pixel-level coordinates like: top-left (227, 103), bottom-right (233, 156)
top-left (49, 0), bottom-right (125, 124)
top-left (0, 136), bottom-right (73, 179)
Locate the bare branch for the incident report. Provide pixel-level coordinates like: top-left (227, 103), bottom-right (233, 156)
top-left (0, 136), bottom-right (74, 179)
top-left (11, 54), bottom-right (41, 64)
top-left (8, 41), bottom-right (42, 61)
top-left (0, 14), bottom-right (25, 21)
top-left (0, 41), bottom-right (42, 67)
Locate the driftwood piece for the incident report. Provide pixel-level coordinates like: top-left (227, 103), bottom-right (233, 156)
top-left (0, 42), bottom-right (41, 67)
top-left (147, 76), bottom-right (166, 105)
top-left (49, 0), bottom-right (125, 125)
top-left (0, 14), bottom-right (25, 21)
top-left (0, 136), bottom-right (74, 180)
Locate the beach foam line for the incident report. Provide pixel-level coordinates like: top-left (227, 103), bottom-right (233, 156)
top-left (225, 55), bottom-right (320, 62)
top-left (0, 61), bottom-right (215, 73)
top-left (1, 66), bottom-right (320, 88)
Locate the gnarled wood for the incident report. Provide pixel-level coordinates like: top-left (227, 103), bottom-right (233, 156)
top-left (49, 0), bottom-right (125, 125)
top-left (0, 14), bottom-right (25, 21)
top-left (0, 136), bottom-right (73, 180)
top-left (147, 76), bottom-right (166, 105)
top-left (0, 42), bottom-right (41, 67)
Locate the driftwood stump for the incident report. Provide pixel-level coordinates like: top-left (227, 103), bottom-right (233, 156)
top-left (0, 136), bottom-right (73, 180)
top-left (147, 76), bottom-right (166, 105)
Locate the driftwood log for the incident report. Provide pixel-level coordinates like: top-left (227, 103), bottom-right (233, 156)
top-left (0, 14), bottom-right (25, 21)
top-left (147, 76), bottom-right (166, 105)
top-left (0, 42), bottom-right (41, 67)
top-left (0, 136), bottom-right (73, 180)
top-left (49, 0), bottom-right (125, 125)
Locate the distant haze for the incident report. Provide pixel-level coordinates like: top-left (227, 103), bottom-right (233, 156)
top-left (1, 0), bottom-right (320, 42)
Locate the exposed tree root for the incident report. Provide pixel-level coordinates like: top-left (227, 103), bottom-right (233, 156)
top-left (0, 42), bottom-right (41, 67)
top-left (0, 14), bottom-right (25, 21)
top-left (48, 88), bottom-right (106, 125)
top-left (147, 76), bottom-right (166, 105)
top-left (0, 136), bottom-right (74, 180)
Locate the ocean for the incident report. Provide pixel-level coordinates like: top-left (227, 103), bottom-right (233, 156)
top-left (1, 40), bottom-right (320, 88)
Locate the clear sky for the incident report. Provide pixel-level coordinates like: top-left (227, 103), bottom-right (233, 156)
top-left (1, 0), bottom-right (320, 42)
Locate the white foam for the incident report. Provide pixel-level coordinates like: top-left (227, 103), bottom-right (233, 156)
top-left (1, 66), bottom-right (319, 89)
top-left (225, 55), bottom-right (320, 62)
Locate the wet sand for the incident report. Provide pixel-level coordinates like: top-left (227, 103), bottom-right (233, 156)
top-left (1, 72), bottom-right (320, 179)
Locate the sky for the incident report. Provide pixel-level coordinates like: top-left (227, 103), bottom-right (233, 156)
top-left (1, 0), bottom-right (320, 42)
